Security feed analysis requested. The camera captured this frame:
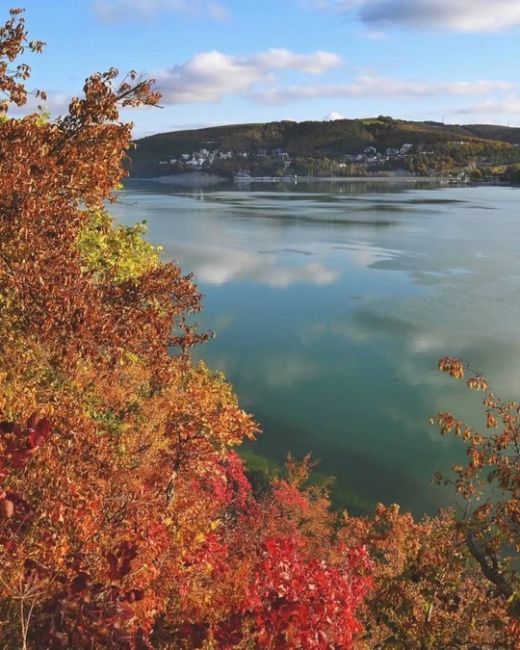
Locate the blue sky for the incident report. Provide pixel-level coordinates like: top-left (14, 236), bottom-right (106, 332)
top-left (13, 0), bottom-right (520, 137)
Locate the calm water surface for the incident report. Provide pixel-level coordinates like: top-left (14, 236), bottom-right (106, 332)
top-left (112, 181), bottom-right (520, 515)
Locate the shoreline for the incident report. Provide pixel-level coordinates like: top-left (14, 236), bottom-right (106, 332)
top-left (128, 173), bottom-right (444, 187)
top-left (127, 175), bottom-right (517, 188)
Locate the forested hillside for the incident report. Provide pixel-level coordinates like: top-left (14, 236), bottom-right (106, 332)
top-left (130, 116), bottom-right (520, 178)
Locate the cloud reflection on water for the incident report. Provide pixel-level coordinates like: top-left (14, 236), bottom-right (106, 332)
top-left (113, 183), bottom-right (520, 515)
top-left (174, 244), bottom-right (339, 287)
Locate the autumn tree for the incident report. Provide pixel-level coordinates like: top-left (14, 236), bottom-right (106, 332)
top-left (336, 358), bottom-right (520, 650)
top-left (0, 9), bottom-right (371, 648)
top-left (435, 358), bottom-right (520, 641)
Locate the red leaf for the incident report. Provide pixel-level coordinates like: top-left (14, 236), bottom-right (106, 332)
top-left (28, 418), bottom-right (51, 448)
top-left (9, 448), bottom-right (34, 468)
top-left (107, 553), bottom-right (119, 580)
top-left (26, 412), bottom-right (38, 430)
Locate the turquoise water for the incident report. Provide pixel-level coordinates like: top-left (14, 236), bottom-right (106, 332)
top-left (112, 181), bottom-right (520, 515)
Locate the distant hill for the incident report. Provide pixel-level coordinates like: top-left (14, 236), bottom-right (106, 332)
top-left (129, 117), bottom-right (520, 178)
top-left (463, 123), bottom-right (520, 144)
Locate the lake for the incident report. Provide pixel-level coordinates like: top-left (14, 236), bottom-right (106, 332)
top-left (112, 180), bottom-right (520, 516)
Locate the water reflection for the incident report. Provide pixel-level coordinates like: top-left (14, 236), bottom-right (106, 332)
top-left (112, 181), bottom-right (520, 516)
top-left (172, 244), bottom-right (338, 287)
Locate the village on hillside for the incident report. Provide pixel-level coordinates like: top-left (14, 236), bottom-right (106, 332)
top-left (156, 141), bottom-right (443, 180)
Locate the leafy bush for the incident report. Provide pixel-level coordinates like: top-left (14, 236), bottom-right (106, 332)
top-left (77, 209), bottom-right (162, 284)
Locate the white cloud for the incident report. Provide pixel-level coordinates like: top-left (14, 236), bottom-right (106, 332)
top-left (155, 49), bottom-right (343, 104)
top-left (323, 111), bottom-right (346, 120)
top-left (315, 0), bottom-right (520, 32)
top-left (93, 0), bottom-right (229, 22)
top-left (156, 52), bottom-right (513, 107)
top-left (10, 92), bottom-right (71, 117)
top-left (451, 96), bottom-right (520, 117)
top-left (156, 52), bottom-right (269, 103)
top-left (252, 75), bottom-right (515, 105)
top-left (252, 49), bottom-right (342, 75)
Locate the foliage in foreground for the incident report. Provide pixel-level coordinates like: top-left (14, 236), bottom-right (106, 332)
top-left (0, 9), bottom-right (518, 649)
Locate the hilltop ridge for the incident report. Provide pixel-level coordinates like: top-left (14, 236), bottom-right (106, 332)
top-left (129, 116), bottom-right (520, 179)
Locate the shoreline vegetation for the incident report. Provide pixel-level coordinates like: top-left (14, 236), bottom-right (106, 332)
top-left (1, 9), bottom-right (519, 648)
